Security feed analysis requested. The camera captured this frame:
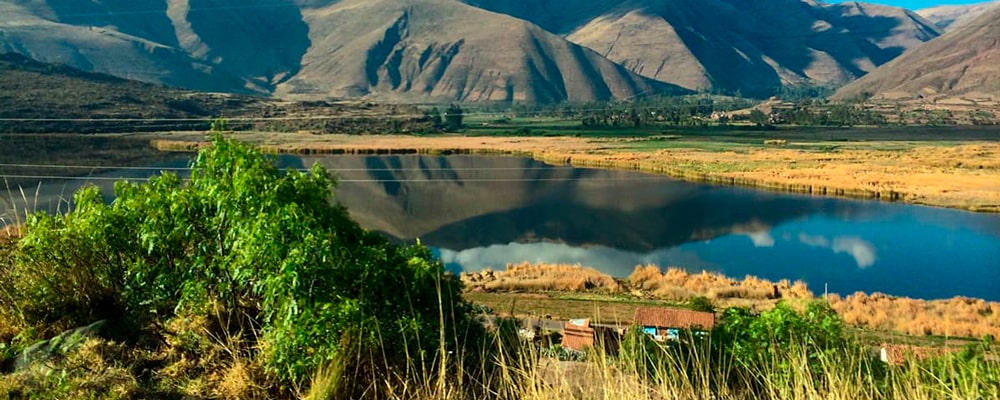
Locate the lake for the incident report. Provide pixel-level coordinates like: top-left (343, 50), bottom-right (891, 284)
top-left (2, 150), bottom-right (998, 301)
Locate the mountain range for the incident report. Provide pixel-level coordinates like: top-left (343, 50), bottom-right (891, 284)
top-left (916, 1), bottom-right (998, 30)
top-left (834, 3), bottom-right (1000, 101)
top-left (0, 0), bottom-right (993, 103)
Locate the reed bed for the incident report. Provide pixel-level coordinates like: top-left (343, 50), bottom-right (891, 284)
top-left (462, 263), bottom-right (621, 293)
top-left (830, 292), bottom-right (1000, 338)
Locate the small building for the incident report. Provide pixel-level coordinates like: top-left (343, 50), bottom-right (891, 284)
top-left (562, 319), bottom-right (624, 355)
top-left (633, 307), bottom-right (716, 341)
top-left (562, 319), bottom-right (595, 351)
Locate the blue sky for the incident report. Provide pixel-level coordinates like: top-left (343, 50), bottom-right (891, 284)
top-left (833, 0), bottom-right (993, 10)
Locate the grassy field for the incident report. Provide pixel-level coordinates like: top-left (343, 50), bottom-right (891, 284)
top-left (149, 124), bottom-right (1000, 212)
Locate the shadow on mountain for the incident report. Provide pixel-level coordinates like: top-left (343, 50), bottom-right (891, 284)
top-left (186, 0), bottom-right (310, 91)
top-left (45, 0), bottom-right (181, 47)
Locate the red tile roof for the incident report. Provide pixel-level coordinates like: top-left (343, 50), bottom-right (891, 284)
top-left (633, 307), bottom-right (715, 330)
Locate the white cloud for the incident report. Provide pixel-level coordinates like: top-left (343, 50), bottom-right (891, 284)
top-left (798, 233), bottom-right (830, 247)
top-left (745, 231), bottom-right (775, 248)
top-left (437, 242), bottom-right (714, 276)
top-left (832, 236), bottom-right (877, 268)
top-left (797, 233), bottom-right (877, 268)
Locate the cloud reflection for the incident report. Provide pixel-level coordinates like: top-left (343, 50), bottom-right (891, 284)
top-left (437, 242), bottom-right (715, 276)
top-left (745, 231), bottom-right (775, 248)
top-left (798, 233), bottom-right (877, 268)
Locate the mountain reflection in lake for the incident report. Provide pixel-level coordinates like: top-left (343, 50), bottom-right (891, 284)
top-left (299, 155), bottom-right (1000, 301)
top-left (3, 153), bottom-right (999, 301)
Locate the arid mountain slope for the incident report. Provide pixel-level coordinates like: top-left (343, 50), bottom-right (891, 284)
top-left (0, 0), bottom-right (680, 103)
top-left (0, 0), bottom-right (307, 94)
top-left (277, 0), bottom-right (682, 102)
top-left (917, 1), bottom-right (999, 30)
top-left (834, 4), bottom-right (1000, 101)
top-left (468, 0), bottom-right (941, 96)
top-left (563, 0), bottom-right (941, 96)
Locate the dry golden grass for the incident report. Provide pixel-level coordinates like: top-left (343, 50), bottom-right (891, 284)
top-left (0, 224), bottom-right (21, 244)
top-left (463, 263), bottom-right (998, 339)
top-left (830, 292), bottom-right (1000, 338)
top-left (462, 263), bottom-right (620, 293)
top-left (628, 265), bottom-right (813, 301)
top-left (0, 339), bottom-right (139, 399)
top-left (149, 132), bottom-right (1000, 212)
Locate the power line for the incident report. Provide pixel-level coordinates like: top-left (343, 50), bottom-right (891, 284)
top-left (0, 163), bottom-right (576, 172)
top-left (0, 174), bottom-right (668, 183)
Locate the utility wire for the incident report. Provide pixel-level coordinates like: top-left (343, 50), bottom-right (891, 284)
top-left (0, 163), bottom-right (576, 172)
top-left (0, 174), bottom-right (669, 183)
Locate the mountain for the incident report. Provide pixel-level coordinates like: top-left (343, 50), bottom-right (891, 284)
top-left (275, 0), bottom-right (683, 102)
top-left (833, 3), bottom-right (1000, 101)
top-left (468, 0), bottom-right (942, 97)
top-left (0, 0), bottom-right (681, 104)
top-left (917, 1), bottom-right (998, 31)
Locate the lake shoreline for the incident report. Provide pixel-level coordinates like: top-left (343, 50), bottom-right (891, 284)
top-left (145, 131), bottom-right (1000, 213)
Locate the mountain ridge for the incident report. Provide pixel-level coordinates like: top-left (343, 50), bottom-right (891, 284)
top-left (0, 0), bottom-right (960, 102)
top-left (833, 3), bottom-right (1000, 101)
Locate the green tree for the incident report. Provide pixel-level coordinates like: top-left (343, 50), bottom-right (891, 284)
top-left (424, 107), bottom-right (443, 128)
top-left (444, 104), bottom-right (464, 131)
top-left (749, 109), bottom-right (768, 127)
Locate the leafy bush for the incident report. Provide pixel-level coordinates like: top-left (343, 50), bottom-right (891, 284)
top-left (714, 302), bottom-right (848, 367)
top-left (4, 136), bottom-right (479, 393)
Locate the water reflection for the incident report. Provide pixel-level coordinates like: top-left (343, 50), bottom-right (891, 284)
top-left (797, 233), bottom-right (878, 268)
top-left (2, 151), bottom-right (998, 301)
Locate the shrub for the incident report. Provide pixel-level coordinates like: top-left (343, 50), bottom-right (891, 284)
top-left (4, 136), bottom-right (479, 394)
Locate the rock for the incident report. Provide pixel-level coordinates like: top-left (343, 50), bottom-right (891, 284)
top-left (13, 320), bottom-right (108, 372)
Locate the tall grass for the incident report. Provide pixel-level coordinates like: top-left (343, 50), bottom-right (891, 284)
top-left (300, 327), bottom-right (998, 400)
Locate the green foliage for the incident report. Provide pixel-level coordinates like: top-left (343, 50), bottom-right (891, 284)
top-left (687, 296), bottom-right (715, 313)
top-left (4, 136), bottom-right (478, 391)
top-left (209, 117), bottom-right (228, 132)
top-left (749, 109), bottom-right (768, 127)
top-left (711, 301), bottom-right (855, 391)
top-left (619, 324), bottom-right (665, 378)
top-left (444, 104), bottom-right (464, 132)
top-left (10, 188), bottom-right (126, 336)
top-left (714, 302), bottom-right (846, 368)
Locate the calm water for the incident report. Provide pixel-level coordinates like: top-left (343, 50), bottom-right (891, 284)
top-left (3, 153), bottom-right (998, 301)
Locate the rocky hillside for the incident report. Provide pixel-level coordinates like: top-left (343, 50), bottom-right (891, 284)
top-left (468, 0), bottom-right (942, 97)
top-left (833, 4), bottom-right (1000, 101)
top-left (0, 0), bottom-right (679, 104)
top-left (274, 0), bottom-right (682, 103)
top-left (0, 0), bottom-right (949, 102)
top-left (564, 0), bottom-right (941, 97)
top-left (917, 1), bottom-right (998, 30)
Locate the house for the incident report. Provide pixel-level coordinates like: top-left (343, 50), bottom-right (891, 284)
top-left (562, 319), bottom-right (594, 351)
top-left (633, 307), bottom-right (715, 341)
top-left (562, 319), bottom-right (624, 355)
